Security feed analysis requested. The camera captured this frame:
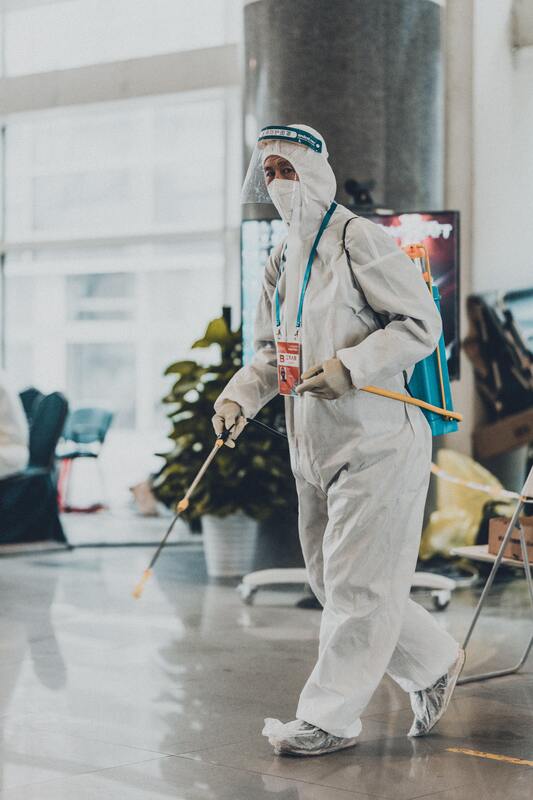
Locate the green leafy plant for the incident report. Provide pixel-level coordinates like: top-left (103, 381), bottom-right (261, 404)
top-left (152, 315), bottom-right (293, 522)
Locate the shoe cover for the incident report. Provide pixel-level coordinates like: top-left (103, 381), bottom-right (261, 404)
top-left (408, 648), bottom-right (465, 737)
top-left (262, 717), bottom-right (357, 756)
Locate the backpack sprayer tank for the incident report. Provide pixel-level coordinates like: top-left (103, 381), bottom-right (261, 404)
top-left (403, 243), bottom-right (459, 437)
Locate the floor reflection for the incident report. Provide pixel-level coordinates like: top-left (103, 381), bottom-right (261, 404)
top-left (0, 544), bottom-right (530, 798)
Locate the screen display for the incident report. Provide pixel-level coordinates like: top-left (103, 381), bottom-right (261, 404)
top-left (241, 219), bottom-right (287, 365)
top-left (241, 210), bottom-right (460, 379)
top-left (365, 211), bottom-right (460, 380)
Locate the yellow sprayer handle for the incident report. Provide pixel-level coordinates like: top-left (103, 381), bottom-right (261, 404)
top-left (361, 385), bottom-right (463, 422)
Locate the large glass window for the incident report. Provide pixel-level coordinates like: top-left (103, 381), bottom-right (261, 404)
top-left (2, 0), bottom-right (241, 76)
top-left (5, 96), bottom-right (225, 239)
top-left (66, 274), bottom-right (136, 322)
top-left (3, 90), bottom-right (239, 436)
top-left (66, 342), bottom-right (137, 428)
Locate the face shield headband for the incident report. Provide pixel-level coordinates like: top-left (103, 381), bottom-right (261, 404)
top-left (257, 126), bottom-right (323, 153)
top-left (240, 125), bottom-right (325, 205)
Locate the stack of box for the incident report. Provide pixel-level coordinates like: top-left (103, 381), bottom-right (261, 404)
top-left (488, 516), bottom-right (533, 564)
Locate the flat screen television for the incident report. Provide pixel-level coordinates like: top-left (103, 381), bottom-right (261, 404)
top-left (241, 210), bottom-right (460, 380)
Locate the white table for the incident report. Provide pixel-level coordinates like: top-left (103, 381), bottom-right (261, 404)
top-left (451, 544), bottom-right (529, 568)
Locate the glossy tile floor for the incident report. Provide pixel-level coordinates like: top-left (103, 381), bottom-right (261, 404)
top-left (0, 543), bottom-right (531, 798)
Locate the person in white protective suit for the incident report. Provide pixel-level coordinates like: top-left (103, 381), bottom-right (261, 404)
top-left (212, 124), bottom-right (464, 757)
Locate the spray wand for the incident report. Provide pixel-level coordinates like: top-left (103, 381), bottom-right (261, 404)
top-left (132, 417), bottom-right (290, 599)
top-left (132, 429), bottom-right (232, 599)
top-left (133, 387), bottom-right (458, 600)
top-left (135, 379), bottom-right (458, 599)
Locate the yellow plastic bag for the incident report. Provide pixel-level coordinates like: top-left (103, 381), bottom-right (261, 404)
top-left (420, 449), bottom-right (512, 560)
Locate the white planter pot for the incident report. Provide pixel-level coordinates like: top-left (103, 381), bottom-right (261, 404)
top-left (202, 512), bottom-right (259, 578)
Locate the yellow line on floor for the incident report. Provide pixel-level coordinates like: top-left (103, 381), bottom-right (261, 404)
top-left (447, 747), bottom-right (533, 767)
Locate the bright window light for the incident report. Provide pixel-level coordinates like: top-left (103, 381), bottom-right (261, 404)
top-left (3, 90), bottom-right (239, 434)
top-left (4, 0), bottom-right (242, 76)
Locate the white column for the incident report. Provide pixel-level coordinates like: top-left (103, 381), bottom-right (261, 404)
top-left (442, 0), bottom-right (476, 456)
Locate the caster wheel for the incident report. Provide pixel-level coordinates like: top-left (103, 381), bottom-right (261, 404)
top-left (432, 590), bottom-right (451, 611)
top-left (237, 583), bottom-right (257, 605)
top-left (296, 595), bottom-right (322, 609)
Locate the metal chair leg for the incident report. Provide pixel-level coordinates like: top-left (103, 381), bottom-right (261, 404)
top-left (457, 475), bottom-right (533, 685)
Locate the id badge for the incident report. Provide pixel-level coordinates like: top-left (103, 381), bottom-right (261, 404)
top-left (276, 340), bottom-right (301, 396)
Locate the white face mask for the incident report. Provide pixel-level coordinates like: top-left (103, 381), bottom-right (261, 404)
top-left (267, 178), bottom-right (301, 224)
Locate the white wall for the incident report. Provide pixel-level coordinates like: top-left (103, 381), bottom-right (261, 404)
top-left (443, 0), bottom-right (476, 455)
top-left (443, 0), bottom-right (533, 457)
top-left (473, 0), bottom-right (533, 292)
top-left (512, 47), bottom-right (533, 283)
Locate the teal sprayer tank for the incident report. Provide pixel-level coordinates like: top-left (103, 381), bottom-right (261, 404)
top-left (404, 244), bottom-right (459, 437)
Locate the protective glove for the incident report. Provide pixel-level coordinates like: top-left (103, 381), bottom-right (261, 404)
top-left (295, 358), bottom-right (353, 399)
top-left (211, 400), bottom-right (247, 448)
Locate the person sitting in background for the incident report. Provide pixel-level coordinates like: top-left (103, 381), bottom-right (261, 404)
top-left (0, 370), bottom-right (29, 480)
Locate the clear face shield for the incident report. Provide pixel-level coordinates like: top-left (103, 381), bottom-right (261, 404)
top-left (241, 125), bottom-right (324, 206)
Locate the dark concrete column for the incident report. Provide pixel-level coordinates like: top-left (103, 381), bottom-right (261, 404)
top-left (243, 0), bottom-right (443, 216)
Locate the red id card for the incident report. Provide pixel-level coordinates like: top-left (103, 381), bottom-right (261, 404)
top-left (276, 340), bottom-right (301, 396)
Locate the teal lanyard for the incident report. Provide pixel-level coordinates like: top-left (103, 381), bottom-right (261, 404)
top-left (274, 201), bottom-right (337, 332)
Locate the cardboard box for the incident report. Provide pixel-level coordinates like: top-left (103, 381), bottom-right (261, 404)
top-left (488, 516), bottom-right (533, 564)
top-left (474, 407), bottom-right (533, 459)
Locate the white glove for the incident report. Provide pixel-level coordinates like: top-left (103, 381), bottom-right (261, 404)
top-left (295, 358), bottom-right (353, 399)
top-left (211, 400), bottom-right (247, 448)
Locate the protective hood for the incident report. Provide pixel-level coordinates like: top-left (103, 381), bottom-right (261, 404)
top-left (242, 123), bottom-right (337, 239)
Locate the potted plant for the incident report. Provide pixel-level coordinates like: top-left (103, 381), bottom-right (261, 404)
top-left (152, 313), bottom-right (294, 577)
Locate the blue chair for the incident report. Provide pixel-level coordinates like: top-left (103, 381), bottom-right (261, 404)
top-left (19, 387), bottom-right (44, 425)
top-left (0, 392), bottom-right (69, 545)
top-left (57, 408), bottom-right (113, 512)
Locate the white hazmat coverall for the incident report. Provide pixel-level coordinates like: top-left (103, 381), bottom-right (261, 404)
top-left (215, 127), bottom-right (459, 739)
